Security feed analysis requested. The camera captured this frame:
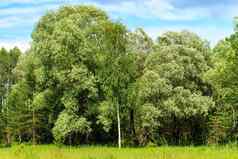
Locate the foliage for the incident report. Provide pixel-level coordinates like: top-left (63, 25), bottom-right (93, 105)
top-left (205, 30), bottom-right (238, 143)
top-left (135, 31), bottom-right (215, 145)
top-left (1, 5), bottom-right (238, 147)
top-left (52, 110), bottom-right (91, 144)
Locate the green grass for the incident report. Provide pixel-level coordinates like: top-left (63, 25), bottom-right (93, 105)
top-left (1, 145), bottom-right (238, 159)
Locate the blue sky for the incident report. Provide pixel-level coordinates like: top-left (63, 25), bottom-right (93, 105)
top-left (0, 0), bottom-right (237, 51)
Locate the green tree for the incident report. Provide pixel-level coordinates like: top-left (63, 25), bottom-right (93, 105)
top-left (5, 52), bottom-right (53, 144)
top-left (95, 22), bottom-right (138, 148)
top-left (0, 47), bottom-right (21, 145)
top-left (134, 31), bottom-right (215, 145)
top-left (205, 29), bottom-right (238, 143)
top-left (31, 5), bottom-right (113, 145)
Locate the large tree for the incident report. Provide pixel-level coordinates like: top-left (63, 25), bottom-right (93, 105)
top-left (3, 5), bottom-right (234, 146)
top-left (5, 52), bottom-right (54, 144)
top-left (0, 47), bottom-right (21, 145)
top-left (205, 26), bottom-right (238, 142)
top-left (31, 5), bottom-right (138, 147)
top-left (133, 31), bottom-right (215, 145)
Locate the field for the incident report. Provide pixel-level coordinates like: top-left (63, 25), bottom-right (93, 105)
top-left (1, 145), bottom-right (238, 159)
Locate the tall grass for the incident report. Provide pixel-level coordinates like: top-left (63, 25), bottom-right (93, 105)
top-left (0, 145), bottom-right (238, 159)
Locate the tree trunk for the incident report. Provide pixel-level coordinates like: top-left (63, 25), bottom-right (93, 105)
top-left (117, 103), bottom-right (121, 148)
top-left (5, 78), bottom-right (11, 146)
top-left (32, 109), bottom-right (36, 145)
top-left (231, 106), bottom-right (236, 129)
top-left (129, 109), bottom-right (136, 144)
top-left (6, 128), bottom-right (11, 146)
top-left (18, 134), bottom-right (22, 144)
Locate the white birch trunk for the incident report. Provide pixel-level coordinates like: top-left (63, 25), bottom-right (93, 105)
top-left (117, 103), bottom-right (121, 148)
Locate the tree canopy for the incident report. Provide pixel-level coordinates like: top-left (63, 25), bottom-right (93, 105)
top-left (0, 5), bottom-right (238, 147)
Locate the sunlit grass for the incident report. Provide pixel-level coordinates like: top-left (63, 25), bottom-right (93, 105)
top-left (0, 145), bottom-right (238, 159)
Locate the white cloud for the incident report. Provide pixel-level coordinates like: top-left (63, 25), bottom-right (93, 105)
top-left (95, 0), bottom-right (238, 20)
top-left (143, 25), bottom-right (233, 46)
top-left (0, 40), bottom-right (30, 52)
top-left (1, 0), bottom-right (237, 23)
top-left (145, 0), bottom-right (210, 20)
top-left (0, 0), bottom-right (236, 48)
top-left (82, 0), bottom-right (237, 20)
top-left (0, 3), bottom-right (61, 28)
top-left (0, 16), bottom-right (37, 28)
top-left (0, 0), bottom-right (52, 3)
top-left (0, 3), bottom-right (59, 17)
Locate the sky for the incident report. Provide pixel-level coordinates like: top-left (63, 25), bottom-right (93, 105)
top-left (0, 0), bottom-right (237, 51)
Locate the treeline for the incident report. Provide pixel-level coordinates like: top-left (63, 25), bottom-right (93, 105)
top-left (0, 5), bottom-right (238, 147)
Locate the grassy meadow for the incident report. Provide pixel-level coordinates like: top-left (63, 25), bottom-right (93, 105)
top-left (1, 145), bottom-right (238, 159)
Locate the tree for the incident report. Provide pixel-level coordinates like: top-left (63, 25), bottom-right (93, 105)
top-left (0, 47), bottom-right (21, 145)
top-left (127, 28), bottom-right (154, 55)
top-left (205, 28), bottom-right (238, 142)
top-left (95, 22), bottom-right (138, 148)
top-left (5, 52), bottom-right (53, 144)
top-left (2, 4), bottom-right (235, 146)
top-left (52, 110), bottom-right (91, 144)
top-left (133, 31), bottom-right (215, 145)
top-left (32, 5), bottom-right (129, 145)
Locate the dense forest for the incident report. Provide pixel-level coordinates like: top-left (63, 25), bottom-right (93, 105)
top-left (0, 5), bottom-right (238, 147)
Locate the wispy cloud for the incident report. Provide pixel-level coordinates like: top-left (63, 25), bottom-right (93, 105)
top-left (0, 0), bottom-right (236, 50)
top-left (0, 40), bottom-right (30, 51)
top-left (0, 0), bottom-right (52, 4)
top-left (143, 25), bottom-right (233, 46)
top-left (95, 0), bottom-right (238, 21)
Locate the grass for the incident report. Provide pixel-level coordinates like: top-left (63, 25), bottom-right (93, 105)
top-left (1, 145), bottom-right (238, 159)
